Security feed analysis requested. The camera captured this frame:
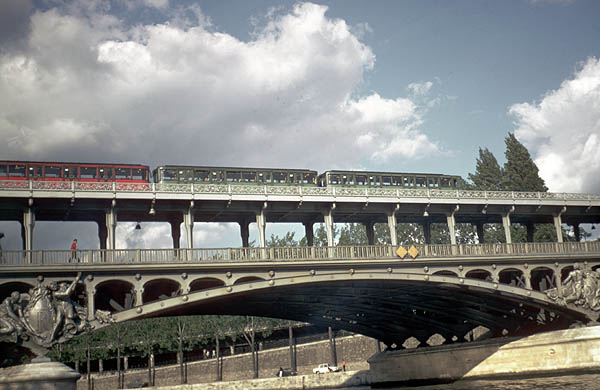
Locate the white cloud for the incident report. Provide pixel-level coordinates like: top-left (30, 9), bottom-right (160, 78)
top-left (509, 57), bottom-right (600, 193)
top-left (0, 2), bottom-right (440, 172)
top-left (408, 81), bottom-right (433, 96)
top-left (0, 2), bottom-right (447, 249)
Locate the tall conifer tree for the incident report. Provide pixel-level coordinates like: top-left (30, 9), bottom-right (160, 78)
top-left (501, 133), bottom-right (548, 192)
top-left (468, 147), bottom-right (504, 191)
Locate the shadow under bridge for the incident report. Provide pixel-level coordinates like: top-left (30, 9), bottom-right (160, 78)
top-left (110, 260), bottom-right (592, 347)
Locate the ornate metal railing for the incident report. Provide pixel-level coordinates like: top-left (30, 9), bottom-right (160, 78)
top-left (1, 180), bottom-right (599, 201)
top-left (1, 241), bottom-right (599, 266)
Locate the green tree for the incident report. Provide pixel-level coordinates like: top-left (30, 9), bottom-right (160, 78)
top-left (468, 147), bottom-right (504, 191)
top-left (267, 232), bottom-right (299, 247)
top-left (501, 133), bottom-right (548, 192)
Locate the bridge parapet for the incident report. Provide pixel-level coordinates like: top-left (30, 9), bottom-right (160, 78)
top-left (1, 242), bottom-right (600, 266)
top-left (2, 179), bottom-right (600, 202)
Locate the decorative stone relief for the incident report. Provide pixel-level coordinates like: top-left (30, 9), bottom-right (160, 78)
top-left (546, 266), bottom-right (600, 311)
top-left (0, 273), bottom-right (114, 352)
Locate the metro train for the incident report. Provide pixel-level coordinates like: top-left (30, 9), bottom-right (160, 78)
top-left (0, 161), bottom-right (460, 189)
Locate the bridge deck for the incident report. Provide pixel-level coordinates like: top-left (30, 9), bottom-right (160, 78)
top-left (2, 241), bottom-right (599, 266)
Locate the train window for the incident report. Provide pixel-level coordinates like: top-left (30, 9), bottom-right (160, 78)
top-left (305, 172), bottom-right (316, 184)
top-left (257, 172), bottom-right (271, 183)
top-left (369, 176), bottom-right (381, 186)
top-left (403, 176), bottom-right (413, 187)
top-left (382, 176), bottom-right (392, 186)
top-left (329, 174), bottom-right (340, 185)
top-left (391, 176), bottom-right (402, 186)
top-left (63, 167), bottom-right (78, 179)
top-left (415, 176), bottom-right (426, 187)
top-left (340, 175), bottom-right (353, 185)
top-left (9, 165), bottom-right (26, 177)
top-left (115, 168), bottom-right (131, 180)
top-left (163, 169), bottom-right (177, 180)
top-left (195, 170), bottom-right (210, 181)
top-left (132, 168), bottom-right (146, 181)
top-left (288, 173), bottom-right (298, 184)
top-left (45, 165), bottom-right (61, 178)
top-left (440, 177), bottom-right (451, 187)
top-left (28, 166), bottom-right (43, 178)
top-left (428, 177), bottom-right (438, 188)
top-left (243, 171), bottom-right (257, 182)
top-left (227, 171), bottom-right (242, 182)
top-left (356, 175), bottom-right (367, 185)
top-left (80, 167), bottom-right (97, 179)
top-left (0, 165), bottom-right (7, 177)
top-left (272, 172), bottom-right (287, 184)
top-left (99, 167), bottom-right (113, 179)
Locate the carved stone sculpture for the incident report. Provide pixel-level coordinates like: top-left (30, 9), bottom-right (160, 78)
top-left (546, 265), bottom-right (600, 312)
top-left (0, 273), bottom-right (114, 354)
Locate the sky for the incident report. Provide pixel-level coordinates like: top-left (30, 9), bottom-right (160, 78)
top-left (0, 0), bottom-right (599, 250)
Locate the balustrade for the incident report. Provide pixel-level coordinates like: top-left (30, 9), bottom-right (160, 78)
top-left (1, 241), bottom-right (599, 266)
top-left (2, 179), bottom-right (599, 202)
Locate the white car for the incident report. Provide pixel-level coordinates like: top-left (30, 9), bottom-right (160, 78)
top-left (313, 363), bottom-right (340, 374)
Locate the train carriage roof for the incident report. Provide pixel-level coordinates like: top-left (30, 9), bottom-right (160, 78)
top-left (321, 170), bottom-right (460, 177)
top-left (155, 165), bottom-right (317, 172)
top-left (0, 160), bottom-right (149, 168)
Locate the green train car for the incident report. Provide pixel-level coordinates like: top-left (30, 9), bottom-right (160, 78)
top-left (153, 165), bottom-right (318, 186)
top-left (317, 170), bottom-right (460, 188)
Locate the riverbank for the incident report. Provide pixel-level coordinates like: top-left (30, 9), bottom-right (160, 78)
top-left (137, 370), bottom-right (371, 390)
top-left (369, 325), bottom-right (600, 387)
top-left (77, 334), bottom-right (376, 390)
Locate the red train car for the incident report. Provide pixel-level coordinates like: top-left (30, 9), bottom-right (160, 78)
top-left (0, 161), bottom-right (150, 183)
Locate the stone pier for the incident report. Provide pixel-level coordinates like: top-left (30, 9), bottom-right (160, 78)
top-left (368, 326), bottom-right (600, 387)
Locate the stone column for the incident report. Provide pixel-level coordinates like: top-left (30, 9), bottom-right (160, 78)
top-left (387, 210), bottom-right (398, 246)
top-left (97, 219), bottom-right (107, 250)
top-left (22, 206), bottom-right (35, 252)
top-left (324, 206), bottom-right (335, 247)
top-left (475, 223), bottom-right (485, 244)
top-left (303, 221), bottom-right (314, 246)
top-left (573, 223), bottom-right (581, 242)
top-left (239, 219), bottom-right (250, 247)
top-left (184, 202), bottom-right (194, 248)
top-left (446, 206), bottom-right (459, 246)
top-left (554, 210), bottom-right (565, 243)
top-left (169, 216), bottom-right (182, 249)
top-left (86, 284), bottom-right (96, 322)
top-left (502, 207), bottom-right (514, 245)
top-left (525, 222), bottom-right (535, 243)
top-left (423, 221), bottom-right (432, 244)
top-left (106, 204), bottom-right (117, 250)
top-left (256, 208), bottom-right (266, 248)
top-left (364, 221), bottom-right (375, 245)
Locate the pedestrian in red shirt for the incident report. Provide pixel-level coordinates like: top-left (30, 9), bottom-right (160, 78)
top-left (70, 239), bottom-right (78, 262)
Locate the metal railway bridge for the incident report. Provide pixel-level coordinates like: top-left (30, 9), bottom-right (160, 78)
top-left (2, 242), bottom-right (600, 347)
top-left (1, 181), bottom-right (600, 348)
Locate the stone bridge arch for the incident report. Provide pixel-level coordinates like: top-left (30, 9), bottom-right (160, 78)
top-left (109, 271), bottom-right (591, 346)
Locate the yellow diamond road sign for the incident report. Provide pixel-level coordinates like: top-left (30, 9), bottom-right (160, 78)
top-left (396, 246), bottom-right (408, 258)
top-left (408, 245), bottom-right (419, 259)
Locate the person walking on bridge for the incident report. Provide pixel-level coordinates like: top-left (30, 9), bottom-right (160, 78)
top-left (70, 239), bottom-right (78, 263)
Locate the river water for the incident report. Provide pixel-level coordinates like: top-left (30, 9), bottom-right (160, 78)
top-left (338, 373), bottom-right (600, 389)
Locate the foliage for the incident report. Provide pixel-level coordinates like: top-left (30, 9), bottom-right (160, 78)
top-left (501, 133), bottom-right (548, 192)
top-left (468, 147), bottom-right (504, 191)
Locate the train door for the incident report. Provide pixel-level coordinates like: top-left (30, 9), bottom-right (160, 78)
top-left (63, 166), bottom-right (79, 181)
top-left (98, 167), bottom-right (113, 181)
top-left (28, 164), bottom-right (43, 180)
